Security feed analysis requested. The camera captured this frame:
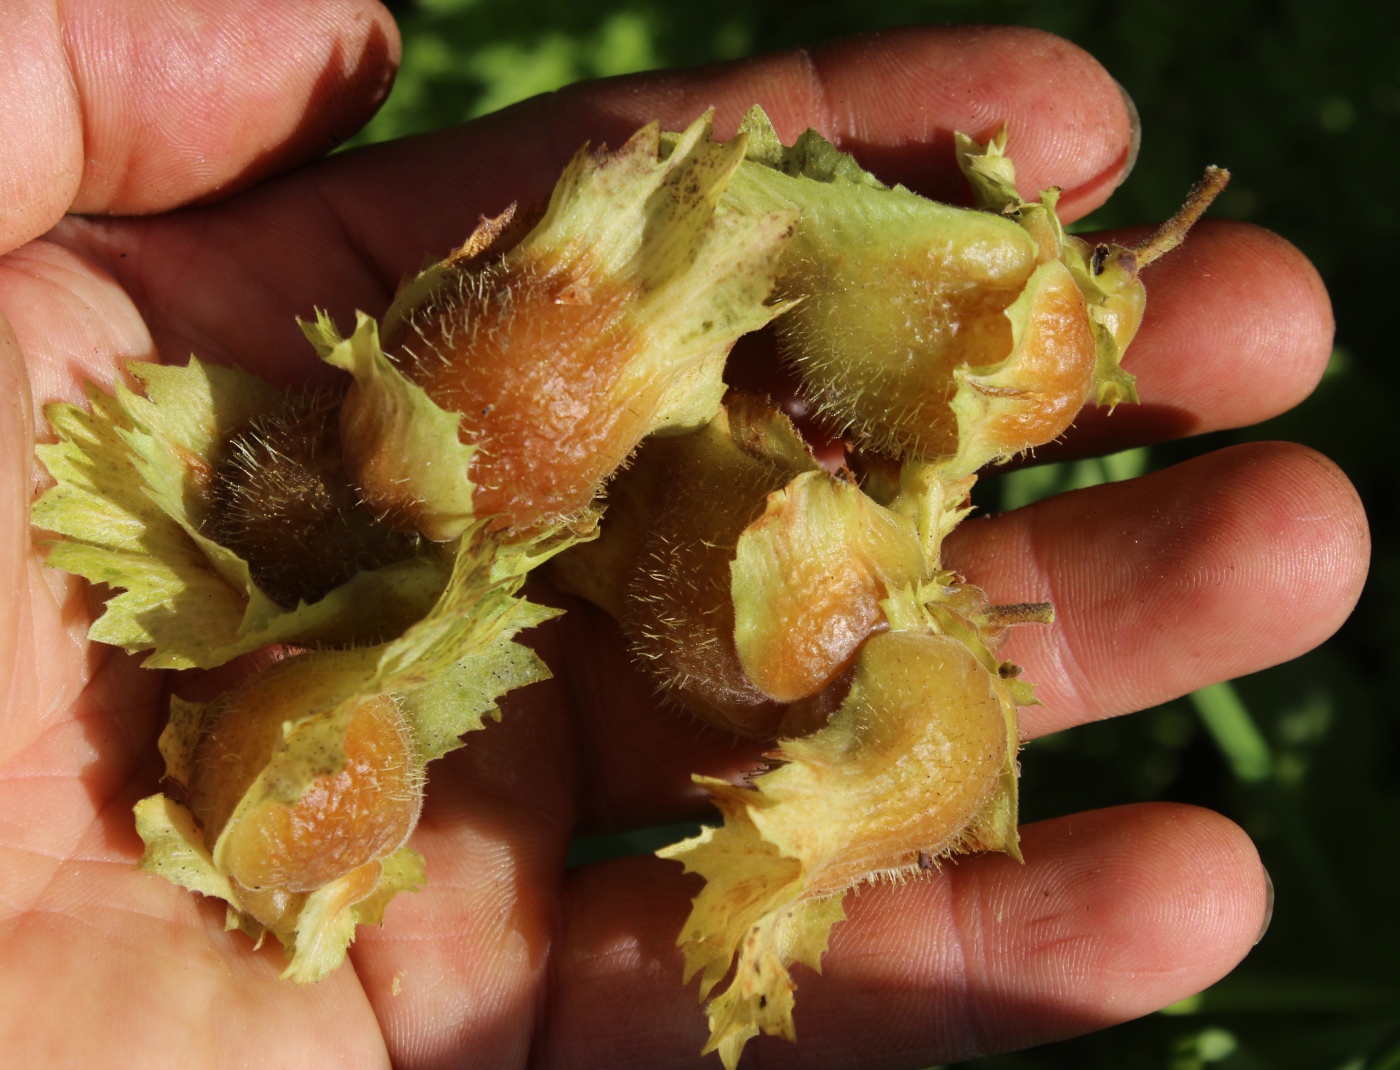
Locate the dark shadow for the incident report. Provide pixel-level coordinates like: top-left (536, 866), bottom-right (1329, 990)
top-left (994, 401), bottom-right (1203, 473)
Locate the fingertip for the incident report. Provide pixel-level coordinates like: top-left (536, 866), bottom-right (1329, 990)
top-left (1209, 223), bottom-right (1335, 407)
top-left (1158, 442), bottom-right (1369, 668)
top-left (542, 807), bottom-right (1272, 1068)
top-left (947, 440), bottom-right (1368, 733)
top-left (1048, 220), bottom-right (1336, 456)
top-left (64, 0), bottom-right (402, 214)
top-left (0, 239), bottom-right (157, 423)
top-left (1037, 804), bottom-right (1268, 980)
top-left (807, 26), bottom-right (1136, 216)
top-left (3, 2), bottom-right (404, 252)
top-left (1138, 221), bottom-right (1335, 423)
top-left (731, 805), bottom-right (1272, 1063)
top-left (1117, 804), bottom-right (1272, 1000)
top-left (948, 804), bottom-right (1269, 1051)
top-left (1140, 440), bottom-right (1369, 683)
top-left (1244, 441), bottom-right (1370, 632)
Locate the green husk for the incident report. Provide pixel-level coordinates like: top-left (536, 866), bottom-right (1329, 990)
top-left (331, 111), bottom-right (797, 543)
top-left (32, 360), bottom-right (448, 669)
top-left (661, 624), bottom-right (1026, 1069)
top-left (722, 107), bottom-right (1139, 475)
top-left (134, 523), bottom-right (564, 980)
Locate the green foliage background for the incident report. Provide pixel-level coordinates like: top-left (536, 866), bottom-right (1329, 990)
top-left (355, 2), bottom-right (1400, 1067)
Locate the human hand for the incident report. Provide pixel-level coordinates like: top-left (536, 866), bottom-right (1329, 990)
top-left (0, 3), bottom-right (1368, 1067)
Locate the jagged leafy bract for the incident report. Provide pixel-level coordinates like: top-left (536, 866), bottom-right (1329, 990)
top-left (134, 525), bottom-right (561, 980)
top-left (32, 360), bottom-right (448, 669)
top-left (333, 111), bottom-right (798, 541)
top-left (882, 457), bottom-right (979, 566)
top-left (306, 311), bottom-right (479, 542)
top-left (661, 624), bottom-right (1024, 1068)
top-left (725, 106), bottom-right (1141, 476)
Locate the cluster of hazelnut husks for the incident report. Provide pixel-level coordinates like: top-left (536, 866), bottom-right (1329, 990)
top-left (33, 108), bottom-right (1221, 1065)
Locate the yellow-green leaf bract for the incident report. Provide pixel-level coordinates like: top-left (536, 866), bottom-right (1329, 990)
top-left (722, 106), bottom-right (1152, 478)
top-left (38, 107), bottom-right (811, 989)
top-left (634, 108), bottom-right (1218, 1067)
top-left (660, 623), bottom-right (1026, 1069)
top-left (134, 525), bottom-right (562, 981)
top-left (548, 393), bottom-right (1043, 1067)
top-left (34, 105), bottom-right (1202, 1029)
top-left (32, 360), bottom-right (449, 669)
top-left (327, 110), bottom-right (798, 543)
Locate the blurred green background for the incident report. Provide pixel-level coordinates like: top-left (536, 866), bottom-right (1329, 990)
top-left (356, 1), bottom-right (1399, 1067)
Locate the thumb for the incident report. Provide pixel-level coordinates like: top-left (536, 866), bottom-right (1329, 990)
top-left (0, 0), bottom-right (400, 255)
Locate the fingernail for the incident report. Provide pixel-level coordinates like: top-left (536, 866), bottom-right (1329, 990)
top-left (1114, 78), bottom-right (1142, 183)
top-left (1254, 865), bottom-right (1274, 945)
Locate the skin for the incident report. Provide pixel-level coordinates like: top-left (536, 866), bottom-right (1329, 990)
top-left (0, 3), bottom-right (1368, 1068)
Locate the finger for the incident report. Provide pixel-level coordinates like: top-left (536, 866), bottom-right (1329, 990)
top-left (0, 0), bottom-right (399, 255)
top-left (299, 22), bottom-right (1134, 289)
top-left (54, 24), bottom-right (1134, 381)
top-left (1020, 221), bottom-right (1335, 461)
top-left (535, 24), bottom-right (1135, 217)
top-left (945, 441), bottom-right (1369, 738)
top-left (537, 803), bottom-right (1269, 1068)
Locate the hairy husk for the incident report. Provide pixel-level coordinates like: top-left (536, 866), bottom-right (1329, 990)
top-left (133, 526), bottom-right (563, 980)
top-left (661, 610), bottom-right (1028, 1067)
top-left (325, 111), bottom-right (797, 541)
top-left (719, 107), bottom-right (1164, 477)
top-left (29, 105), bottom-right (1224, 1030)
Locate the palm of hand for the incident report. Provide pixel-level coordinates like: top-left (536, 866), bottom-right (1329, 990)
top-left (0, 9), bottom-right (1366, 1069)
